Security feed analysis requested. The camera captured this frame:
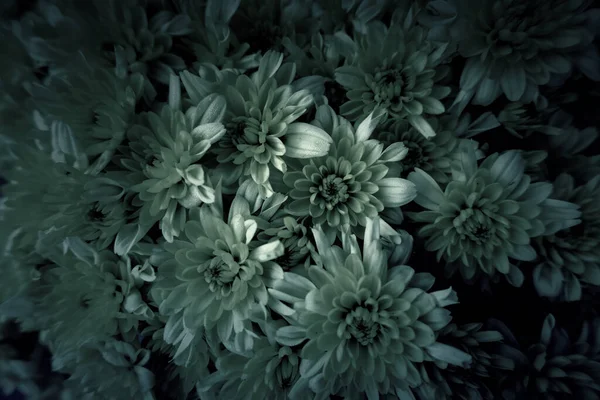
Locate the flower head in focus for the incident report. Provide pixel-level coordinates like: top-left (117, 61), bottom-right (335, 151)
top-left (197, 318), bottom-right (310, 400)
top-left (124, 90), bottom-right (226, 243)
top-left (283, 105), bottom-right (416, 240)
top-left (151, 195), bottom-right (285, 351)
top-left (373, 116), bottom-right (465, 185)
top-left (181, 51), bottom-right (325, 198)
top-left (269, 218), bottom-right (470, 399)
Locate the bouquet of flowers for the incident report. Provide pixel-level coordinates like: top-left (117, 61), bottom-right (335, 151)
top-left (1, 0), bottom-right (599, 399)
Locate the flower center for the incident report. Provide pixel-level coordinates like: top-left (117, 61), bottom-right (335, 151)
top-left (80, 298), bottom-right (91, 309)
top-left (371, 68), bottom-right (406, 105)
top-left (203, 258), bottom-right (236, 293)
top-left (87, 205), bottom-right (106, 222)
top-left (274, 356), bottom-right (299, 389)
top-left (347, 306), bottom-right (380, 346)
top-left (402, 141), bottom-right (425, 170)
top-left (246, 21), bottom-right (283, 53)
top-left (318, 174), bottom-right (349, 207)
top-left (324, 81), bottom-right (347, 112)
top-left (227, 120), bottom-right (248, 146)
top-left (454, 208), bottom-right (496, 245)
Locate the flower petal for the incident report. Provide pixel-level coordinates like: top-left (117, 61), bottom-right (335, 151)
top-left (501, 65), bottom-right (526, 101)
top-left (355, 108), bottom-right (387, 142)
top-left (407, 168), bottom-right (445, 210)
top-left (376, 178), bottom-right (417, 208)
top-left (407, 115), bottom-right (436, 138)
top-left (249, 240), bottom-right (284, 262)
top-left (285, 123), bottom-right (333, 159)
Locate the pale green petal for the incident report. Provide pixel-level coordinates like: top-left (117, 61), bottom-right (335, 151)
top-left (376, 178), bottom-right (417, 207)
top-left (285, 123), bottom-right (333, 158)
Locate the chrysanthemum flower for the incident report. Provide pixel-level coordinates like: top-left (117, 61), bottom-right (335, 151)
top-left (172, 0), bottom-right (260, 73)
top-left (228, 0), bottom-right (316, 56)
top-left (181, 51), bottom-right (327, 197)
top-left (141, 311), bottom-right (210, 397)
top-left (283, 105), bottom-right (416, 239)
top-left (454, 0), bottom-right (598, 110)
top-left (497, 101), bottom-right (561, 138)
top-left (14, 0), bottom-right (100, 73)
top-left (151, 196), bottom-right (285, 350)
top-left (91, 0), bottom-right (193, 100)
top-left (30, 53), bottom-right (144, 172)
top-left (62, 340), bottom-right (155, 400)
top-left (313, 0), bottom-right (389, 35)
top-left (269, 218), bottom-right (471, 399)
top-left (259, 214), bottom-right (314, 271)
top-left (0, 144), bottom-right (88, 251)
top-left (373, 117), bottom-right (463, 184)
top-left (124, 90), bottom-right (226, 243)
top-left (407, 145), bottom-right (581, 285)
top-left (414, 322), bottom-right (511, 400)
top-left (334, 16), bottom-right (451, 137)
top-left (197, 318), bottom-right (311, 400)
top-left (33, 250), bottom-right (130, 367)
top-left (494, 314), bottom-right (600, 399)
top-left (283, 31), bottom-right (353, 81)
top-left (533, 174), bottom-right (600, 301)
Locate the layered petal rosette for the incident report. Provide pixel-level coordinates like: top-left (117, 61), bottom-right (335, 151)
top-left (269, 218), bottom-right (471, 399)
top-left (32, 248), bottom-right (135, 368)
top-left (407, 144), bottom-right (581, 285)
top-left (123, 88), bottom-right (226, 243)
top-left (30, 53), bottom-right (144, 172)
top-left (374, 116), bottom-right (464, 184)
top-left (61, 340), bottom-right (155, 400)
top-left (533, 174), bottom-right (600, 301)
top-left (283, 105), bottom-right (416, 239)
top-left (151, 195), bottom-right (285, 352)
top-left (453, 0), bottom-right (599, 111)
top-left (91, 0), bottom-right (193, 100)
top-left (334, 11), bottom-right (451, 137)
top-left (494, 314), bottom-right (600, 399)
top-left (196, 318), bottom-right (311, 400)
top-left (181, 51), bottom-right (327, 198)
top-left (414, 322), bottom-right (512, 400)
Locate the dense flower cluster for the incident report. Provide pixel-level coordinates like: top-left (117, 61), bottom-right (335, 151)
top-left (0, 0), bottom-right (598, 399)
